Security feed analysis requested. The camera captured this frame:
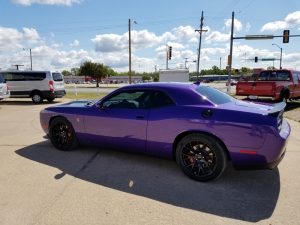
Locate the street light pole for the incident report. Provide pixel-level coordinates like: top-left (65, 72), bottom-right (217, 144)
top-left (272, 43), bottom-right (283, 69)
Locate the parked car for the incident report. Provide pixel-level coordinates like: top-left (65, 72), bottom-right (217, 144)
top-left (40, 83), bottom-right (290, 181)
top-left (236, 69), bottom-right (300, 101)
top-left (0, 73), bottom-right (10, 100)
top-left (0, 71), bottom-right (66, 103)
top-left (226, 79), bottom-right (238, 86)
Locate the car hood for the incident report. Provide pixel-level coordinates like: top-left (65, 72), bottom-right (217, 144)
top-left (57, 100), bottom-right (96, 107)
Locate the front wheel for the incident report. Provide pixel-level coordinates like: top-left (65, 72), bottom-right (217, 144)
top-left (49, 117), bottom-right (78, 151)
top-left (176, 134), bottom-right (227, 182)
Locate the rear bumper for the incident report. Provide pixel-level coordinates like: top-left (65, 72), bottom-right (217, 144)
top-left (41, 90), bottom-right (66, 99)
top-left (230, 119), bottom-right (290, 170)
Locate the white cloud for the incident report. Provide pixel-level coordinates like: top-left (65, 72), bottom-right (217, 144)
top-left (0, 26), bottom-right (40, 52)
top-left (11, 0), bottom-right (81, 6)
top-left (224, 19), bottom-right (243, 32)
top-left (261, 21), bottom-right (287, 32)
top-left (172, 25), bottom-right (198, 41)
top-left (92, 29), bottom-right (175, 53)
top-left (22, 28), bottom-right (40, 43)
top-left (205, 31), bottom-right (230, 43)
top-left (261, 11), bottom-right (300, 32)
top-left (202, 47), bottom-right (226, 55)
top-left (70, 39), bottom-right (80, 47)
top-left (92, 33), bottom-right (127, 52)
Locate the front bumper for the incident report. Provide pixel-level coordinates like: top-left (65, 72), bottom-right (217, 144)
top-left (0, 90), bottom-right (10, 99)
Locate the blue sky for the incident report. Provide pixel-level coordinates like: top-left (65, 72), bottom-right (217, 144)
top-left (1, 0), bottom-right (300, 72)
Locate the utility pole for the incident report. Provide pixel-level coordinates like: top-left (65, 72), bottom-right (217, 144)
top-left (166, 44), bottom-right (169, 70)
top-left (219, 57), bottom-right (222, 70)
top-left (128, 19), bottom-right (132, 84)
top-left (195, 11), bottom-right (208, 81)
top-left (227, 11), bottom-right (234, 94)
top-left (12, 64), bottom-right (24, 70)
top-left (30, 48), bottom-right (32, 71)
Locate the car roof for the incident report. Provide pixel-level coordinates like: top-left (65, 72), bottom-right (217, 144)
top-left (122, 82), bottom-right (197, 89)
top-left (114, 82), bottom-right (212, 106)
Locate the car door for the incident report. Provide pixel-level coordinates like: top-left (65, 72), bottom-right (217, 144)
top-left (84, 89), bottom-right (150, 152)
top-left (146, 90), bottom-right (177, 158)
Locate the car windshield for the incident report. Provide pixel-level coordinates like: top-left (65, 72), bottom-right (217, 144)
top-left (52, 73), bottom-right (63, 81)
top-left (195, 86), bottom-right (234, 105)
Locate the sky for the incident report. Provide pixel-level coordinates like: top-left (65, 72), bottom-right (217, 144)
top-left (1, 0), bottom-right (300, 73)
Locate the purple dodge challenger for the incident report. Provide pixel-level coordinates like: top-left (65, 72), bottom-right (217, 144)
top-left (40, 83), bottom-right (290, 181)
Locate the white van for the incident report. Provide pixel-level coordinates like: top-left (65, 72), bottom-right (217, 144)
top-left (0, 71), bottom-right (66, 103)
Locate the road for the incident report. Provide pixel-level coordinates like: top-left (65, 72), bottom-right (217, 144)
top-left (0, 99), bottom-right (299, 225)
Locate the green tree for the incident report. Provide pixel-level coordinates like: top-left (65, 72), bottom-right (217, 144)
top-left (71, 67), bottom-right (80, 76)
top-left (62, 70), bottom-right (71, 76)
top-left (79, 61), bottom-right (108, 87)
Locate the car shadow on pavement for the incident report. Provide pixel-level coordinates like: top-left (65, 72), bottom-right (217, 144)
top-left (0, 100), bottom-right (64, 106)
top-left (15, 142), bottom-right (280, 223)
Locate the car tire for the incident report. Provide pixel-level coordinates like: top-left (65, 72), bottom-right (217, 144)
top-left (49, 117), bottom-right (78, 151)
top-left (176, 133), bottom-right (227, 182)
top-left (47, 98), bottom-right (55, 102)
top-left (32, 93), bottom-right (43, 104)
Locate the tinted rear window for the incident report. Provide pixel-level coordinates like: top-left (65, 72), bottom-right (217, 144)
top-left (258, 71), bottom-right (290, 81)
top-left (196, 86), bottom-right (234, 105)
top-left (52, 73), bottom-right (63, 81)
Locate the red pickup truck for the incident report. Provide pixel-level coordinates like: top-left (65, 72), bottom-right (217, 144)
top-left (236, 69), bottom-right (300, 101)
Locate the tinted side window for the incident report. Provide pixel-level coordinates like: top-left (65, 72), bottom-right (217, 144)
top-left (149, 91), bottom-right (175, 108)
top-left (2, 72), bottom-right (46, 81)
top-left (23, 72), bottom-right (46, 81)
top-left (103, 90), bottom-right (150, 109)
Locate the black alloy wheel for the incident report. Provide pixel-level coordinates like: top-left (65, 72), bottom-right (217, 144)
top-left (49, 117), bottom-right (78, 151)
top-left (176, 134), bottom-right (227, 181)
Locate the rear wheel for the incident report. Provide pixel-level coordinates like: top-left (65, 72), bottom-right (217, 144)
top-left (279, 90), bottom-right (289, 102)
top-left (176, 134), bottom-right (227, 182)
top-left (32, 93), bottom-right (43, 103)
top-left (47, 98), bottom-right (55, 102)
top-left (49, 117), bottom-right (78, 151)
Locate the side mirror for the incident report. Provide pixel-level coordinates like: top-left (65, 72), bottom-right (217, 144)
top-left (96, 101), bottom-right (107, 110)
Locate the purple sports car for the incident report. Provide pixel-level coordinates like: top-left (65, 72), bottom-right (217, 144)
top-left (40, 83), bottom-right (290, 181)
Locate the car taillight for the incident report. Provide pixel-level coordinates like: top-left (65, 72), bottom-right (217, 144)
top-left (49, 80), bottom-right (54, 92)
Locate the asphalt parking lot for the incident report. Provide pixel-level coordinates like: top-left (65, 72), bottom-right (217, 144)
top-left (0, 99), bottom-right (300, 225)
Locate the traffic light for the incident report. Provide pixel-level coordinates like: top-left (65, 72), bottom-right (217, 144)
top-left (283, 30), bottom-right (290, 43)
top-left (168, 46), bottom-right (172, 60)
top-left (254, 56), bottom-right (258, 63)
